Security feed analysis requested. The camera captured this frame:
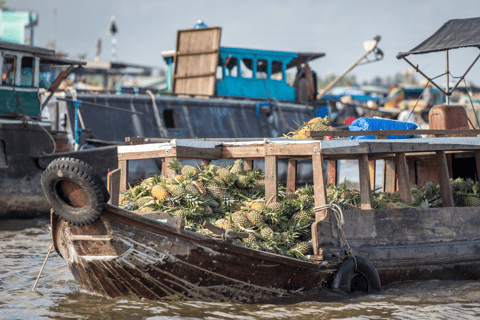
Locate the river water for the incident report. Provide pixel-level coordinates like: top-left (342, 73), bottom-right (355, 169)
top-left (2, 217), bottom-right (480, 320)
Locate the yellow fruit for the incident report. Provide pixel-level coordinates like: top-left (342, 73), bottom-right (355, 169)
top-left (308, 117), bottom-right (323, 124)
top-left (151, 185), bottom-right (168, 201)
top-left (250, 201), bottom-right (264, 212)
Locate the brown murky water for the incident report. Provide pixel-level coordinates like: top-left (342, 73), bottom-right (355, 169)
top-left (2, 217), bottom-right (480, 319)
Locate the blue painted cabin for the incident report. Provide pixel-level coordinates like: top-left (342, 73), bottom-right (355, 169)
top-left (162, 47), bottom-right (324, 102)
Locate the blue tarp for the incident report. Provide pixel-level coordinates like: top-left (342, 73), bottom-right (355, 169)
top-left (349, 117), bottom-right (419, 140)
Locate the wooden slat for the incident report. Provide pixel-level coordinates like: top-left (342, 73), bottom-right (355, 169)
top-left (244, 159), bottom-right (254, 171)
top-left (172, 27), bottom-right (221, 96)
top-left (368, 159), bottom-right (376, 190)
top-left (383, 158), bottom-right (396, 193)
top-left (359, 154), bottom-right (373, 210)
top-left (162, 157), bottom-right (176, 178)
top-left (286, 160), bottom-right (297, 193)
top-left (307, 129), bottom-right (480, 139)
top-left (176, 146), bottom-right (222, 159)
top-left (327, 160), bottom-right (338, 185)
top-left (265, 143), bottom-right (319, 156)
top-left (107, 168), bottom-right (121, 206)
top-left (396, 153), bottom-right (412, 205)
top-left (118, 160), bottom-right (128, 192)
top-left (118, 149), bottom-right (176, 161)
top-left (475, 151), bottom-right (480, 181)
top-left (222, 145), bottom-right (265, 158)
top-left (265, 156), bottom-right (278, 203)
top-left (312, 152), bottom-right (327, 256)
top-left (436, 151), bottom-right (454, 207)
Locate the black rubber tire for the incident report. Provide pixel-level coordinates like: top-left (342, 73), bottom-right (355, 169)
top-left (332, 256), bottom-right (381, 294)
top-left (41, 157), bottom-right (108, 226)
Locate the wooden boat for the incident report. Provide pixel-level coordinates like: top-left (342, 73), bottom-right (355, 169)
top-left (43, 131), bottom-right (480, 302)
top-left (0, 42), bottom-right (118, 218)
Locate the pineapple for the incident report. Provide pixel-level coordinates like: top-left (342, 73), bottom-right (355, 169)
top-left (267, 202), bottom-right (281, 212)
top-left (168, 184), bottom-right (185, 198)
top-left (181, 164), bottom-right (199, 177)
top-left (185, 182), bottom-right (200, 196)
top-left (136, 196), bottom-right (154, 208)
top-left (232, 212), bottom-right (249, 228)
top-left (216, 167), bottom-right (234, 182)
top-left (342, 203), bottom-right (359, 211)
top-left (215, 218), bottom-right (230, 229)
top-left (309, 122), bottom-right (330, 131)
top-left (465, 195), bottom-right (480, 207)
top-left (250, 201), bottom-right (265, 212)
top-left (242, 232), bottom-right (257, 244)
top-left (291, 210), bottom-right (314, 222)
top-left (247, 210), bottom-right (264, 227)
top-left (207, 185), bottom-right (223, 201)
top-left (193, 181), bottom-right (207, 195)
top-left (308, 117), bottom-right (324, 124)
top-left (260, 226), bottom-right (274, 239)
top-left (284, 193), bottom-right (298, 200)
top-left (292, 241), bottom-right (312, 255)
top-left (172, 209), bottom-right (188, 219)
top-left (151, 185), bottom-right (168, 201)
top-left (230, 159), bottom-right (244, 175)
top-left (236, 175), bottom-right (249, 189)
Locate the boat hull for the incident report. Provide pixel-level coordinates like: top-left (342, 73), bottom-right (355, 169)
top-left (51, 206), bottom-right (332, 302)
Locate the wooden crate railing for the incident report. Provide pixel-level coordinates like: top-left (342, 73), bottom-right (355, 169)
top-left (116, 137), bottom-right (480, 258)
top-left (307, 129), bottom-right (480, 140)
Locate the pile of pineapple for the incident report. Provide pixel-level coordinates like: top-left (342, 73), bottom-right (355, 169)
top-left (120, 159), bottom-right (315, 259)
top-left (119, 158), bottom-right (480, 261)
top-left (283, 116), bottom-right (334, 140)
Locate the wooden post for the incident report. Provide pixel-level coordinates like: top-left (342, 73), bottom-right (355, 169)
top-left (436, 151), bottom-right (454, 207)
top-left (118, 160), bottom-right (128, 191)
top-left (286, 160), bottom-right (297, 193)
top-left (358, 154), bottom-right (373, 210)
top-left (383, 158), bottom-right (396, 193)
top-left (107, 168), bottom-right (121, 206)
top-left (244, 159), bottom-right (254, 171)
top-left (201, 159), bottom-right (211, 170)
top-left (327, 160), bottom-right (338, 186)
top-left (475, 151), bottom-right (480, 181)
top-left (162, 157), bottom-right (176, 178)
top-left (446, 154), bottom-right (453, 179)
top-left (368, 159), bottom-right (376, 190)
top-left (396, 153), bottom-right (412, 205)
top-left (265, 156), bottom-right (278, 203)
top-left (312, 152), bottom-right (327, 255)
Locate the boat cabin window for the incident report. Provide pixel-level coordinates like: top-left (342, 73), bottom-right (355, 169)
top-left (256, 59), bottom-right (268, 79)
top-left (272, 60), bottom-right (283, 80)
top-left (18, 57), bottom-right (35, 87)
top-left (0, 140), bottom-right (6, 167)
top-left (2, 56), bottom-right (16, 86)
top-left (240, 58), bottom-right (253, 78)
top-left (163, 109), bottom-right (178, 129)
top-left (223, 56), bottom-right (238, 77)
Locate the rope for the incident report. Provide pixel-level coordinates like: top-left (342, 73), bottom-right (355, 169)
top-left (13, 87), bottom-right (57, 155)
top-left (314, 201), bottom-right (357, 269)
top-left (32, 243), bottom-right (55, 290)
top-left (406, 72), bottom-right (447, 122)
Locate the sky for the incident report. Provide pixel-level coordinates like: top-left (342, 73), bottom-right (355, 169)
top-left (11, 0), bottom-right (480, 86)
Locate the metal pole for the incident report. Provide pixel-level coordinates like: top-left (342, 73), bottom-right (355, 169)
top-left (317, 36), bottom-right (380, 100)
top-left (446, 50), bottom-right (450, 105)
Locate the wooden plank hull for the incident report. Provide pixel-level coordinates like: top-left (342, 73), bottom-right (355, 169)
top-left (51, 205), bottom-right (333, 302)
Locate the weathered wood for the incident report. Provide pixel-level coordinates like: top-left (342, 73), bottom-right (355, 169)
top-left (396, 153), bottom-right (412, 205)
top-left (135, 211), bottom-right (185, 229)
top-left (446, 154), bottom-right (453, 179)
top-left (475, 151), bottom-right (480, 181)
top-left (368, 159), bottom-right (376, 190)
top-left (358, 154), bottom-right (373, 210)
top-left (265, 156), bottom-right (278, 203)
top-left (312, 152), bottom-right (327, 256)
top-left (202, 221), bottom-right (248, 239)
top-left (436, 151), bottom-right (454, 207)
top-left (383, 158), bottom-right (396, 193)
top-left (286, 160), bottom-right (297, 193)
top-left (107, 168), bottom-right (121, 206)
top-left (407, 158), bottom-right (416, 185)
top-left (244, 159), bottom-right (254, 171)
top-left (222, 145), bottom-right (265, 158)
top-left (118, 160), bottom-right (128, 192)
top-left (162, 157), bottom-right (176, 178)
top-left (327, 160), bottom-right (338, 186)
top-left (265, 143), bottom-right (319, 156)
top-left (307, 129), bottom-right (480, 139)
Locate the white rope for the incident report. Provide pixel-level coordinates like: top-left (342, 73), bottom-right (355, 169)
top-left (314, 202), bottom-right (357, 269)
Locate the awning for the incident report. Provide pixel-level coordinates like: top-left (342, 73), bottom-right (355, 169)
top-left (397, 17), bottom-right (480, 59)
